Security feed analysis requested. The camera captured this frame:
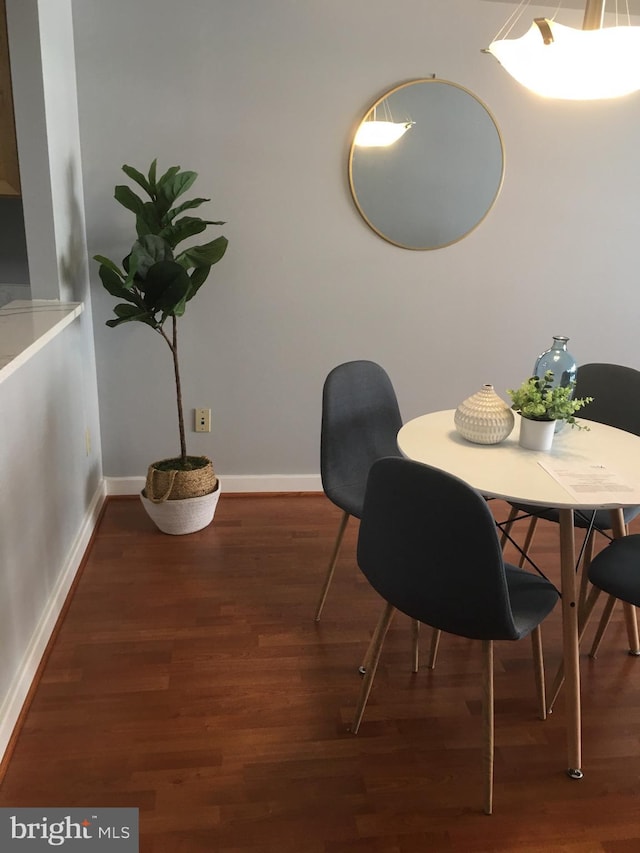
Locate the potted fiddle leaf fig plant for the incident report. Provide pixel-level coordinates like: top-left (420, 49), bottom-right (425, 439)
top-left (94, 159), bottom-right (228, 534)
top-left (507, 370), bottom-right (593, 451)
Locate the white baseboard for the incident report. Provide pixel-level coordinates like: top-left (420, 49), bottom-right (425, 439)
top-left (106, 473), bottom-right (323, 495)
top-left (0, 480), bottom-right (107, 764)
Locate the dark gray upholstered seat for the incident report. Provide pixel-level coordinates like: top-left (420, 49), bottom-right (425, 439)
top-left (350, 457), bottom-right (559, 814)
top-left (585, 534), bottom-right (640, 659)
top-left (588, 534), bottom-right (640, 606)
top-left (315, 360), bottom-right (403, 620)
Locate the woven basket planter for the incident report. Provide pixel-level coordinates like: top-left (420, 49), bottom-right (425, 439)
top-left (141, 456), bottom-right (220, 534)
top-left (141, 479), bottom-right (221, 535)
top-left (144, 455), bottom-right (217, 502)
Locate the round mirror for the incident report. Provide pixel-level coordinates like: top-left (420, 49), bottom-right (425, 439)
top-left (348, 79), bottom-right (505, 250)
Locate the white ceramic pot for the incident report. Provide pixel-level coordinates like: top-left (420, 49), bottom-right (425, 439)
top-left (518, 417), bottom-right (556, 451)
top-left (454, 384), bottom-right (515, 445)
top-left (140, 481), bottom-right (221, 534)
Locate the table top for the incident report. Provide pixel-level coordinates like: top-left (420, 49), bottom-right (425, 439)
top-left (397, 410), bottom-right (640, 510)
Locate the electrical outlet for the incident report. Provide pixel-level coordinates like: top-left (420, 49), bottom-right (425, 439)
top-left (194, 407), bottom-right (211, 432)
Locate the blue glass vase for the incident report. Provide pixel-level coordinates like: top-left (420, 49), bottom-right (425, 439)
top-left (533, 335), bottom-right (577, 432)
top-left (533, 335), bottom-right (576, 387)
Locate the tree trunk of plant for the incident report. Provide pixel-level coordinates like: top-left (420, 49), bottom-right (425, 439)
top-left (171, 316), bottom-right (187, 463)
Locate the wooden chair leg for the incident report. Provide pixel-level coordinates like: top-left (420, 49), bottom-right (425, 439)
top-left (360, 616), bottom-right (421, 675)
top-left (547, 584), bottom-right (602, 713)
top-left (359, 610), bottom-right (379, 675)
top-left (518, 516), bottom-right (539, 568)
top-left (589, 594), bottom-right (617, 659)
top-left (428, 628), bottom-right (441, 670)
top-left (588, 598), bottom-right (640, 656)
top-left (411, 619), bottom-right (420, 673)
top-left (314, 510), bottom-right (350, 621)
top-left (351, 602), bottom-right (395, 734)
top-left (530, 627), bottom-right (546, 721)
top-left (481, 639), bottom-right (494, 816)
top-left (623, 602), bottom-right (640, 655)
top-left (608, 515), bottom-right (640, 655)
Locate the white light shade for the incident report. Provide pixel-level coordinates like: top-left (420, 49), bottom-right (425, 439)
top-left (487, 19), bottom-right (640, 100)
top-left (353, 120), bottom-right (412, 148)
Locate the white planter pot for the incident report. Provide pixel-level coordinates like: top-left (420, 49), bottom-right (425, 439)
top-left (140, 481), bottom-right (221, 534)
top-left (518, 417), bottom-right (556, 451)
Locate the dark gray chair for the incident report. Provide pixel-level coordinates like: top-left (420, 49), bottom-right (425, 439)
top-left (502, 363), bottom-right (640, 635)
top-left (315, 360), bottom-right (403, 621)
top-left (350, 457), bottom-right (559, 815)
top-left (587, 534), bottom-right (640, 657)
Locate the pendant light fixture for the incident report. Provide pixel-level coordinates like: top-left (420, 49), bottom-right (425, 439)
top-left (484, 0), bottom-right (640, 100)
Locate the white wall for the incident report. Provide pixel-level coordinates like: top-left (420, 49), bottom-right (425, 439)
top-left (71, 0), bottom-right (640, 482)
top-left (0, 318), bottom-right (104, 756)
top-left (0, 0), bottom-right (103, 759)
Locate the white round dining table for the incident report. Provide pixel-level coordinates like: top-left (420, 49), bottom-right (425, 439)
top-left (397, 409), bottom-right (640, 778)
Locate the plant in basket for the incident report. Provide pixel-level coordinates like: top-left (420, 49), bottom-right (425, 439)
top-left (94, 159), bottom-right (228, 533)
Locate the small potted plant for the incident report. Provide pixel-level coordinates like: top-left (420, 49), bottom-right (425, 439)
top-left (507, 370), bottom-right (593, 451)
top-left (94, 159), bottom-right (228, 533)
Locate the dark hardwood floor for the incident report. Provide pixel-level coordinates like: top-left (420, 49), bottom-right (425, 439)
top-left (1, 494), bottom-right (640, 852)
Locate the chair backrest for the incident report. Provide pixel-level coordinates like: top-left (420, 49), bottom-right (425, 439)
top-left (574, 363), bottom-right (640, 436)
top-left (321, 361), bottom-right (402, 516)
top-left (357, 457), bottom-right (521, 641)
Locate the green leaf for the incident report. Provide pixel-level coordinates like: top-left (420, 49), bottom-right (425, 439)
top-left (169, 298), bottom-right (188, 319)
top-left (156, 171), bottom-right (198, 216)
top-left (159, 216), bottom-right (211, 248)
top-left (114, 303), bottom-right (144, 318)
top-left (157, 164), bottom-right (180, 187)
top-left (135, 202), bottom-right (163, 237)
top-left (93, 255), bottom-right (124, 278)
top-left (140, 260), bottom-right (192, 317)
top-left (130, 235), bottom-right (174, 279)
top-left (176, 235), bottom-right (228, 269)
top-left (186, 265), bottom-right (211, 301)
top-left (114, 185), bottom-right (146, 216)
top-left (166, 197), bottom-right (210, 219)
top-left (121, 164), bottom-right (152, 197)
top-left (148, 158), bottom-right (158, 193)
top-left (122, 250), bottom-right (140, 289)
top-left (106, 303), bottom-right (158, 328)
top-left (98, 264), bottom-right (134, 300)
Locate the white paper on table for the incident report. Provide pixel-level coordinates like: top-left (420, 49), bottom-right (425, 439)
top-left (538, 459), bottom-right (640, 506)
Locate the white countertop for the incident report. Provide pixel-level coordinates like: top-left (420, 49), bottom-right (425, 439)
top-left (0, 299), bottom-right (83, 383)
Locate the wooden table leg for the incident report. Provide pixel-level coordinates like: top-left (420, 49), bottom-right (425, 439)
top-left (558, 508), bottom-right (583, 779)
top-left (609, 508), bottom-right (640, 654)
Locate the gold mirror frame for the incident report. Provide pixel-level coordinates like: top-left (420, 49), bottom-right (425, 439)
top-left (348, 78), bottom-right (505, 250)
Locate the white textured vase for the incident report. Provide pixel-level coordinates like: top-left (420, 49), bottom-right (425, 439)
top-left (454, 384), bottom-right (515, 445)
top-left (518, 417), bottom-right (556, 451)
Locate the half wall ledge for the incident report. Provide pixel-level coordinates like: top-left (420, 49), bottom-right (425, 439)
top-left (0, 299), bottom-right (83, 383)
